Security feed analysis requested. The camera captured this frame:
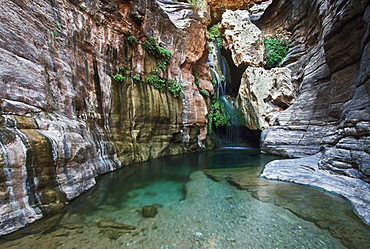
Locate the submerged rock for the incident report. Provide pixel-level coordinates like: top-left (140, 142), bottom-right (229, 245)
top-left (142, 205), bottom-right (158, 218)
top-left (98, 221), bottom-right (136, 230)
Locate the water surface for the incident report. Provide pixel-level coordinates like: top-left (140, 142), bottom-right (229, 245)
top-left (1, 148), bottom-right (369, 248)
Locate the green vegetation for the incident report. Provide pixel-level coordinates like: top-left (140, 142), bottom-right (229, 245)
top-left (187, 0), bottom-right (206, 11)
top-left (142, 37), bottom-right (171, 62)
top-left (145, 75), bottom-right (166, 91)
top-left (118, 66), bottom-right (125, 71)
top-left (199, 89), bottom-right (209, 97)
top-left (127, 36), bottom-right (137, 45)
top-left (79, 4), bottom-right (86, 10)
top-left (209, 100), bottom-right (229, 131)
top-left (112, 74), bottom-right (125, 81)
top-left (132, 75), bottom-right (142, 83)
top-left (193, 71), bottom-right (200, 87)
top-left (168, 79), bottom-right (183, 98)
top-left (208, 23), bottom-right (223, 48)
top-left (264, 37), bottom-right (289, 69)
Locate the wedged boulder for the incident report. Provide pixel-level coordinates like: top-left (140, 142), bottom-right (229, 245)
top-left (237, 67), bottom-right (294, 130)
top-left (220, 9), bottom-right (265, 67)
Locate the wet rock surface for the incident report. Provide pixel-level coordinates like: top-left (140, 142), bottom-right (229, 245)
top-left (0, 0), bottom-right (211, 235)
top-left (204, 167), bottom-right (370, 249)
top-left (141, 205), bottom-right (158, 218)
top-left (255, 0), bottom-right (370, 221)
top-left (0, 170), bottom-right (355, 249)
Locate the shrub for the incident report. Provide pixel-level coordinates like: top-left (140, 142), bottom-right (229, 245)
top-left (187, 0), bottom-right (206, 11)
top-left (145, 75), bottom-right (166, 91)
top-left (112, 74), bottom-right (125, 81)
top-left (208, 23), bottom-right (223, 48)
top-left (142, 37), bottom-right (172, 61)
top-left (209, 100), bottom-right (229, 131)
top-left (168, 79), bottom-right (183, 97)
top-left (264, 37), bottom-right (289, 69)
top-left (199, 89), bottom-right (209, 97)
top-left (193, 71), bottom-right (200, 87)
top-left (127, 36), bottom-right (137, 45)
top-left (132, 75), bottom-right (142, 83)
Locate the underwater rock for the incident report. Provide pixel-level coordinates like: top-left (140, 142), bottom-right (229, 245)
top-left (142, 205), bottom-right (158, 218)
top-left (0, 0), bottom-right (210, 235)
top-left (98, 221), bottom-right (136, 230)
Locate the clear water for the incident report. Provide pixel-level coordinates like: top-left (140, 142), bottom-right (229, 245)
top-left (1, 148), bottom-right (370, 248)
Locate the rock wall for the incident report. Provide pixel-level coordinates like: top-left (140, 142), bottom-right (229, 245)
top-left (0, 0), bottom-right (211, 235)
top-left (257, 0), bottom-right (370, 223)
top-left (220, 9), bottom-right (295, 131)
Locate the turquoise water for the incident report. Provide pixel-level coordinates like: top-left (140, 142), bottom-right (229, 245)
top-left (1, 148), bottom-right (370, 248)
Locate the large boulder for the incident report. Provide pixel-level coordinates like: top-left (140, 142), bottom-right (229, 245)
top-left (220, 9), bottom-right (265, 67)
top-left (237, 67), bottom-right (294, 130)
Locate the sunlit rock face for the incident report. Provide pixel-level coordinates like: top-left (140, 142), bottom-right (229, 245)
top-left (259, 0), bottom-right (370, 223)
top-left (220, 9), bottom-right (294, 131)
top-left (237, 67), bottom-right (294, 130)
top-left (220, 9), bottom-right (265, 67)
top-left (0, 0), bottom-right (210, 235)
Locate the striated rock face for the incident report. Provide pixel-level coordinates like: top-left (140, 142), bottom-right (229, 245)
top-left (220, 9), bottom-right (265, 67)
top-left (0, 0), bottom-right (210, 235)
top-left (237, 67), bottom-right (294, 130)
top-left (258, 0), bottom-right (370, 223)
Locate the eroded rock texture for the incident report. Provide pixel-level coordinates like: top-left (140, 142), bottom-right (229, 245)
top-left (258, 0), bottom-right (370, 223)
top-left (237, 67), bottom-right (294, 130)
top-left (220, 9), bottom-right (265, 67)
top-left (0, 0), bottom-right (210, 235)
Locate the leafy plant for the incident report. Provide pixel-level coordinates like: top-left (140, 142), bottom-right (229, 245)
top-left (118, 66), bottom-right (125, 71)
top-left (193, 71), bottom-right (200, 87)
top-left (145, 75), bottom-right (166, 91)
top-left (127, 36), bottom-right (137, 45)
top-left (132, 75), bottom-right (142, 83)
top-left (143, 37), bottom-right (171, 61)
top-left (79, 4), bottom-right (86, 10)
top-left (187, 0), bottom-right (206, 11)
top-left (199, 89), bottom-right (209, 97)
top-left (209, 100), bottom-right (229, 131)
top-left (112, 74), bottom-right (125, 81)
top-left (168, 79), bottom-right (183, 97)
top-left (208, 23), bottom-right (223, 48)
top-left (264, 37), bottom-right (289, 69)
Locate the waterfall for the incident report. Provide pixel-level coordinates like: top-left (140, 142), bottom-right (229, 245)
top-left (208, 41), bottom-right (243, 147)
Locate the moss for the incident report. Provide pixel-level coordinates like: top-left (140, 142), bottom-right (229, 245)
top-left (127, 36), bottom-right (137, 45)
top-left (142, 37), bottom-right (171, 63)
top-left (208, 99), bottom-right (229, 131)
top-left (145, 75), bottom-right (166, 91)
top-left (199, 89), bottom-right (209, 97)
top-left (264, 37), bottom-right (289, 69)
top-left (168, 79), bottom-right (183, 98)
top-left (112, 74), bottom-right (125, 82)
top-left (193, 71), bottom-right (200, 87)
top-left (208, 23), bottom-right (223, 48)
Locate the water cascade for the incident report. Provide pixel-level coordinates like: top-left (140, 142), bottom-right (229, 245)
top-left (208, 41), bottom-right (245, 147)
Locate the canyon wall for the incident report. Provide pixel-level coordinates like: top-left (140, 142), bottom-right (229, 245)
top-left (0, 0), bottom-right (211, 235)
top-left (256, 0), bottom-right (370, 223)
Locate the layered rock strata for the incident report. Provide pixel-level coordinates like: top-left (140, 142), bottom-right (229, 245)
top-left (257, 0), bottom-right (370, 223)
top-left (0, 0), bottom-right (211, 235)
